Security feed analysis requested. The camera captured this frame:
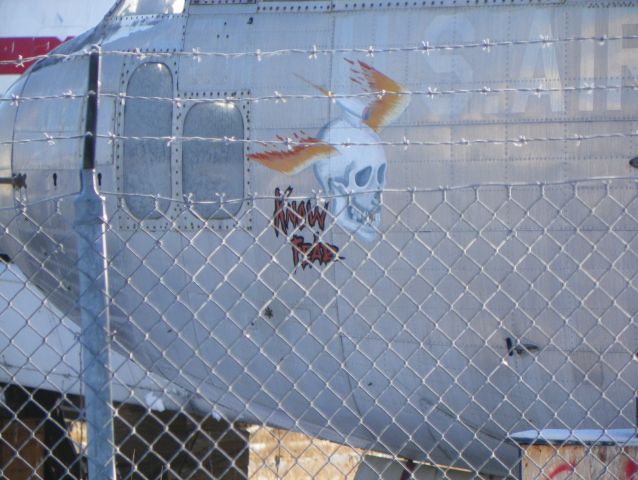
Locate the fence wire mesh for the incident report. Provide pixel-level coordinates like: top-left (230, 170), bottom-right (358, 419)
top-left (0, 5), bottom-right (638, 475)
top-left (1, 177), bottom-right (638, 479)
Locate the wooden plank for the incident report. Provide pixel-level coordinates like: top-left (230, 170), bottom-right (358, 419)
top-left (521, 444), bottom-right (638, 479)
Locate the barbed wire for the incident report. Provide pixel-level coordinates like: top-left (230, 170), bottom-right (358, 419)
top-left (95, 176), bottom-right (638, 202)
top-left (0, 33), bottom-right (636, 67)
top-left (100, 131), bottom-right (638, 148)
top-left (5, 83), bottom-right (635, 106)
top-left (1, 93), bottom-right (87, 104)
top-left (3, 176), bottom-right (633, 210)
top-left (2, 131), bottom-right (636, 148)
top-left (2, 7), bottom-right (638, 477)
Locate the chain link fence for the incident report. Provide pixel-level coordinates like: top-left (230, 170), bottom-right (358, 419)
top-left (1, 176), bottom-right (637, 479)
top-left (0, 6), bottom-right (637, 474)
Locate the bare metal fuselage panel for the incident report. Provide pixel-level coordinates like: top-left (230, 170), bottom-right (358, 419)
top-left (0, 0), bottom-right (637, 475)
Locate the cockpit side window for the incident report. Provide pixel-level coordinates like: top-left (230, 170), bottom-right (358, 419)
top-left (122, 63), bottom-right (173, 220)
top-left (182, 102), bottom-right (245, 219)
top-left (115, 0), bottom-right (185, 16)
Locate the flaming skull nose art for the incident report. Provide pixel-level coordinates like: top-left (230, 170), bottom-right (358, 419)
top-left (248, 60), bottom-right (409, 267)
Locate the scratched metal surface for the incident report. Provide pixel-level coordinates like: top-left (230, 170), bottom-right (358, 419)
top-left (0, 0), bottom-right (637, 477)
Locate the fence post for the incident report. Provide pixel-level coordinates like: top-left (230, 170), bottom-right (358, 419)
top-left (74, 45), bottom-right (115, 480)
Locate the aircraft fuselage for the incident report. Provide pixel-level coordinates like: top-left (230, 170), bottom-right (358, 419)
top-left (0, 0), bottom-right (637, 475)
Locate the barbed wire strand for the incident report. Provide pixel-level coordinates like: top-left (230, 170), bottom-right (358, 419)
top-left (0, 33), bottom-right (636, 67)
top-left (4, 83), bottom-right (636, 106)
top-left (95, 176), bottom-right (638, 203)
top-left (3, 176), bottom-right (635, 210)
top-left (3, 131), bottom-right (636, 147)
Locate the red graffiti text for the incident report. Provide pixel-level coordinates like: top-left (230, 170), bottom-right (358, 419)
top-left (274, 187), bottom-right (328, 236)
top-left (290, 235), bottom-right (341, 270)
top-left (548, 462), bottom-right (575, 479)
top-left (273, 187), bottom-right (343, 269)
top-left (549, 458), bottom-right (638, 479)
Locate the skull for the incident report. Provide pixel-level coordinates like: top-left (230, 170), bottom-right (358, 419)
top-left (314, 122), bottom-right (387, 242)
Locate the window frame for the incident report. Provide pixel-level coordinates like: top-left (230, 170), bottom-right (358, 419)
top-left (116, 58), bottom-right (178, 232)
top-left (116, 62), bottom-right (252, 231)
top-left (174, 90), bottom-right (252, 232)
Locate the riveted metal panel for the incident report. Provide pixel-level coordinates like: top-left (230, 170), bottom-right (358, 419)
top-left (115, 0), bottom-right (186, 16)
top-left (192, 0), bottom-right (256, 4)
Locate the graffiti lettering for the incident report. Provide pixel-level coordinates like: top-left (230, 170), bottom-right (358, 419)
top-left (290, 235), bottom-right (341, 270)
top-left (548, 458), bottom-right (638, 479)
top-left (274, 187), bottom-right (328, 237)
top-left (273, 187), bottom-right (343, 269)
top-left (548, 462), bottom-right (575, 479)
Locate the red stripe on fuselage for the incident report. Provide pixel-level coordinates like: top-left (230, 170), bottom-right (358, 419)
top-left (0, 37), bottom-right (73, 74)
